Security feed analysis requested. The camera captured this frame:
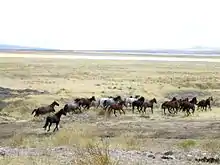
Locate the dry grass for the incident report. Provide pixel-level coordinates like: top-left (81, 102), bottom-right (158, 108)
top-left (1, 56), bottom-right (220, 164)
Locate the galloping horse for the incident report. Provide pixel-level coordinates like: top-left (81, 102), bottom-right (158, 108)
top-left (197, 96), bottom-right (213, 111)
top-left (43, 108), bottom-right (67, 132)
top-left (31, 101), bottom-right (59, 117)
top-left (132, 96), bottom-right (145, 113)
top-left (78, 96), bottom-right (96, 110)
top-left (140, 98), bottom-right (157, 114)
top-left (124, 95), bottom-right (140, 107)
top-left (107, 100), bottom-right (127, 117)
top-left (63, 99), bottom-right (81, 114)
top-left (161, 97), bottom-right (179, 115)
top-left (97, 96), bottom-right (122, 110)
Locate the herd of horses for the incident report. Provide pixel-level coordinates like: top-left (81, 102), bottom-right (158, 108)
top-left (31, 95), bottom-right (214, 132)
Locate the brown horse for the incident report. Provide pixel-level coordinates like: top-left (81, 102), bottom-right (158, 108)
top-left (140, 98), bottom-right (157, 114)
top-left (31, 101), bottom-right (59, 117)
top-left (107, 100), bottom-right (126, 117)
top-left (162, 100), bottom-right (180, 115)
top-left (197, 96), bottom-right (213, 111)
top-left (43, 108), bottom-right (67, 132)
top-left (78, 96), bottom-right (96, 110)
top-left (161, 97), bottom-right (179, 115)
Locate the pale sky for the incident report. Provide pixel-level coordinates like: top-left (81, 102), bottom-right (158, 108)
top-left (0, 0), bottom-right (219, 50)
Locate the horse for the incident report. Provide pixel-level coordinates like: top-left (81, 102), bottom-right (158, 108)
top-left (189, 97), bottom-right (198, 104)
top-left (43, 108), bottom-right (67, 132)
top-left (132, 96), bottom-right (145, 113)
top-left (124, 95), bottom-right (139, 107)
top-left (140, 98), bottom-right (157, 114)
top-left (78, 96), bottom-right (96, 110)
top-left (107, 100), bottom-right (127, 117)
top-left (180, 97), bottom-right (197, 116)
top-left (31, 101), bottom-right (59, 117)
top-left (161, 99), bottom-right (180, 115)
top-left (197, 96), bottom-right (213, 111)
top-left (97, 96), bottom-right (122, 110)
top-left (63, 99), bottom-right (82, 114)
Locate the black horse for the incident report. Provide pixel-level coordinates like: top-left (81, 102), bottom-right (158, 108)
top-left (197, 96), bottom-right (213, 111)
top-left (132, 96), bottom-right (145, 113)
top-left (43, 108), bottom-right (67, 132)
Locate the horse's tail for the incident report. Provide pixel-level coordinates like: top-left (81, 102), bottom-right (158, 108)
top-left (64, 104), bottom-right (68, 112)
top-left (161, 103), bottom-right (166, 109)
top-left (32, 109), bottom-right (37, 115)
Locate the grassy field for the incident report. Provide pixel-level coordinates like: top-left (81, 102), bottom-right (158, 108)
top-left (0, 56), bottom-right (220, 164)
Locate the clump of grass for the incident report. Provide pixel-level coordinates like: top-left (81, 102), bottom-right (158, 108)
top-left (201, 140), bottom-right (220, 154)
top-left (178, 139), bottom-right (197, 151)
top-left (73, 140), bottom-right (119, 165)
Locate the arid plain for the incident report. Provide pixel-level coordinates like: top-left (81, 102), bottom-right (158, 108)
top-left (1, 53), bottom-right (220, 165)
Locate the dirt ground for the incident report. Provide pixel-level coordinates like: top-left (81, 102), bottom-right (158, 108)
top-left (1, 56), bottom-right (220, 164)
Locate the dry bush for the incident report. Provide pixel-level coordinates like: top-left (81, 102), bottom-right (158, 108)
top-left (73, 140), bottom-right (119, 165)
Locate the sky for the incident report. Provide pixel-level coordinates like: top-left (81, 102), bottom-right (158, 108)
top-left (0, 0), bottom-right (219, 50)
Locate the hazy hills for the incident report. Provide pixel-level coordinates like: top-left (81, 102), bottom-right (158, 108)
top-left (0, 44), bottom-right (220, 55)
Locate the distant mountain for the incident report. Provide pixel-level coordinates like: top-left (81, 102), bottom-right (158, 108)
top-left (0, 44), bottom-right (220, 55)
top-left (0, 44), bottom-right (57, 51)
top-left (91, 47), bottom-right (220, 55)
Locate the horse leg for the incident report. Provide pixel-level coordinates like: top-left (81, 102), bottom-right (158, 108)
top-left (53, 122), bottom-right (59, 132)
top-left (47, 122), bottom-right (52, 132)
top-left (121, 108), bottom-right (125, 115)
top-left (192, 107), bottom-right (195, 114)
top-left (163, 108), bottom-right (166, 115)
top-left (118, 108), bottom-right (122, 115)
top-left (151, 106), bottom-right (153, 114)
top-left (143, 107), bottom-right (146, 114)
top-left (137, 106), bottom-right (141, 113)
top-left (209, 104), bottom-right (212, 111)
top-left (132, 105), bottom-right (135, 114)
top-left (114, 109), bottom-right (117, 117)
top-left (43, 118), bottom-right (49, 130)
top-left (186, 108), bottom-right (190, 116)
top-left (107, 107), bottom-right (112, 117)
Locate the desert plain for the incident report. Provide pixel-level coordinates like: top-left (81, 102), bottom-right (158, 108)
top-left (0, 53), bottom-right (220, 164)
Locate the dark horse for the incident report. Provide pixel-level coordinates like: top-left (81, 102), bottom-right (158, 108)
top-left (31, 101), bottom-right (59, 117)
top-left (107, 100), bottom-right (126, 117)
top-left (43, 108), bottom-right (67, 132)
top-left (78, 96), bottom-right (96, 110)
top-left (197, 96), bottom-right (213, 111)
top-left (181, 97), bottom-right (197, 116)
top-left (140, 98), bottom-right (157, 114)
top-left (161, 97), bottom-right (179, 115)
top-left (132, 96), bottom-right (145, 113)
